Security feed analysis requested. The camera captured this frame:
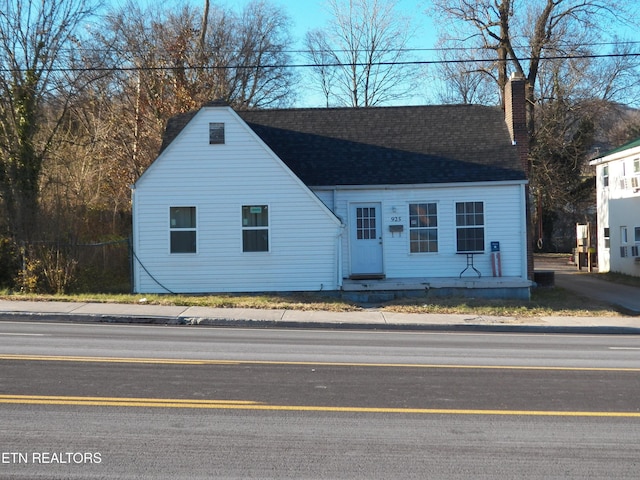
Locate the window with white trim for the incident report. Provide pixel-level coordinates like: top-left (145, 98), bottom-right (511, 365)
top-left (456, 202), bottom-right (485, 253)
top-left (409, 203), bottom-right (438, 253)
top-left (242, 205), bottom-right (269, 252)
top-left (603, 165), bottom-right (609, 187)
top-left (170, 207), bottom-right (196, 253)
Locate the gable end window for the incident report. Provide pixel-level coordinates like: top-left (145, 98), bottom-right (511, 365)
top-left (456, 202), bottom-right (485, 253)
top-left (409, 203), bottom-right (438, 253)
top-left (170, 207), bottom-right (196, 253)
top-left (242, 205), bottom-right (269, 252)
top-left (209, 122), bottom-right (225, 144)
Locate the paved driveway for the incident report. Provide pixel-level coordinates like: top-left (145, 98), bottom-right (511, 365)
top-left (535, 255), bottom-right (640, 315)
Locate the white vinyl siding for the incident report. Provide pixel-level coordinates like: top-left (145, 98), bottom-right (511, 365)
top-left (322, 183), bottom-right (527, 280)
top-left (592, 144), bottom-right (640, 276)
top-left (133, 108), bottom-right (341, 293)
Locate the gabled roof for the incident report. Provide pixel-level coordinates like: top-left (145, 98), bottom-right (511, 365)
top-left (160, 104), bottom-right (526, 186)
top-left (601, 136), bottom-right (640, 158)
top-left (590, 136), bottom-right (640, 166)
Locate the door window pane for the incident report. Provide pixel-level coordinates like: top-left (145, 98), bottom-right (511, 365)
top-left (356, 207), bottom-right (376, 240)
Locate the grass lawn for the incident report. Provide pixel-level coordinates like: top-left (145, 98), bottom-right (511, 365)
top-left (0, 283), bottom-right (623, 318)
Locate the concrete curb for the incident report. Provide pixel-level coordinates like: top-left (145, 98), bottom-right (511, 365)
top-left (2, 310), bottom-right (639, 335)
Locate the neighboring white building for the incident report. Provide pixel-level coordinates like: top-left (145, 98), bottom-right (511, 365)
top-left (132, 77), bottom-right (532, 298)
top-left (590, 137), bottom-right (640, 276)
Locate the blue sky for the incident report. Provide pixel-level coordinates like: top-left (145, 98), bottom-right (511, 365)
top-left (228, 0), bottom-right (435, 50)
top-left (108, 0), bottom-right (438, 106)
top-left (232, 0), bottom-right (437, 106)
top-left (108, 0), bottom-right (639, 107)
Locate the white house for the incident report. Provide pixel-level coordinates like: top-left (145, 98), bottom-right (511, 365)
top-left (132, 77), bottom-right (532, 298)
top-left (590, 137), bottom-right (640, 276)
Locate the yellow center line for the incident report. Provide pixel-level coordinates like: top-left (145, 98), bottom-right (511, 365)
top-left (1, 354), bottom-right (639, 371)
top-left (0, 394), bottom-right (639, 417)
top-left (0, 354), bottom-right (238, 365)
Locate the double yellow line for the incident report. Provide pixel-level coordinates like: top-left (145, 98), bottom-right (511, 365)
top-left (3, 354), bottom-right (640, 417)
top-left (0, 354), bottom-right (237, 365)
top-left (3, 354), bottom-right (640, 371)
top-left (0, 394), bottom-right (257, 409)
top-left (1, 394), bottom-right (639, 417)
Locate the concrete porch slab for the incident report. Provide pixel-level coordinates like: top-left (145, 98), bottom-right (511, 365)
top-left (341, 277), bottom-right (533, 301)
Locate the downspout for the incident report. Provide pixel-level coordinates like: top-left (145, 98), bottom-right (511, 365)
top-left (336, 223), bottom-right (345, 288)
top-left (520, 183), bottom-right (529, 282)
top-left (130, 184), bottom-right (137, 293)
top-left (332, 188), bottom-right (344, 288)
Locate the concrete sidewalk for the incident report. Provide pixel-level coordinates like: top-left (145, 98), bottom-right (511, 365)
top-left (1, 299), bottom-right (639, 334)
top-left (2, 256), bottom-right (639, 334)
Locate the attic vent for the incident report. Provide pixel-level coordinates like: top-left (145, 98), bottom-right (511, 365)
top-left (209, 122), bottom-right (225, 144)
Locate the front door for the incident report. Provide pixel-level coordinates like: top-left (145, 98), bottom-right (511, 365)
top-left (350, 203), bottom-right (384, 276)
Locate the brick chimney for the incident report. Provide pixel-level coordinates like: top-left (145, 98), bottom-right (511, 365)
top-left (505, 72), bottom-right (534, 282)
top-left (504, 72), bottom-right (529, 177)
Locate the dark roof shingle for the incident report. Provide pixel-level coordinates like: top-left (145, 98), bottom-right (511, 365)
top-left (161, 104), bottom-right (526, 186)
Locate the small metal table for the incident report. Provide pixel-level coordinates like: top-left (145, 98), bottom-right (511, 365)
top-left (459, 253), bottom-right (481, 278)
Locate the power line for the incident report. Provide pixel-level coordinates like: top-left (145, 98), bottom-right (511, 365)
top-left (42, 40), bottom-right (640, 56)
top-left (1, 51), bottom-right (639, 74)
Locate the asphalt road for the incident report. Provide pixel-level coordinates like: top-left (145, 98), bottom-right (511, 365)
top-left (1, 321), bottom-right (639, 479)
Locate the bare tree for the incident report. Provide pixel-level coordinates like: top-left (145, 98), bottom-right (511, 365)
top-left (230, 0), bottom-right (298, 109)
top-left (305, 0), bottom-right (418, 107)
top-left (427, 40), bottom-right (499, 105)
top-left (430, 0), bottom-right (640, 133)
top-left (100, 0), bottom-right (296, 114)
top-left (429, 0), bottom-right (640, 251)
top-left (0, 0), bottom-right (100, 242)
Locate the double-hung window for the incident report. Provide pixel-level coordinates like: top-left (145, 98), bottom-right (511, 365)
top-left (242, 205), bottom-right (269, 252)
top-left (170, 207), bottom-right (196, 253)
top-left (456, 202), bottom-right (485, 253)
top-left (409, 203), bottom-right (438, 253)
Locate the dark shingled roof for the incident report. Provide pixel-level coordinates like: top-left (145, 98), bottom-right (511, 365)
top-left (160, 104), bottom-right (526, 186)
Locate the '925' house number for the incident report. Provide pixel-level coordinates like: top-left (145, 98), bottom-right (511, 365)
top-left (390, 216), bottom-right (402, 222)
